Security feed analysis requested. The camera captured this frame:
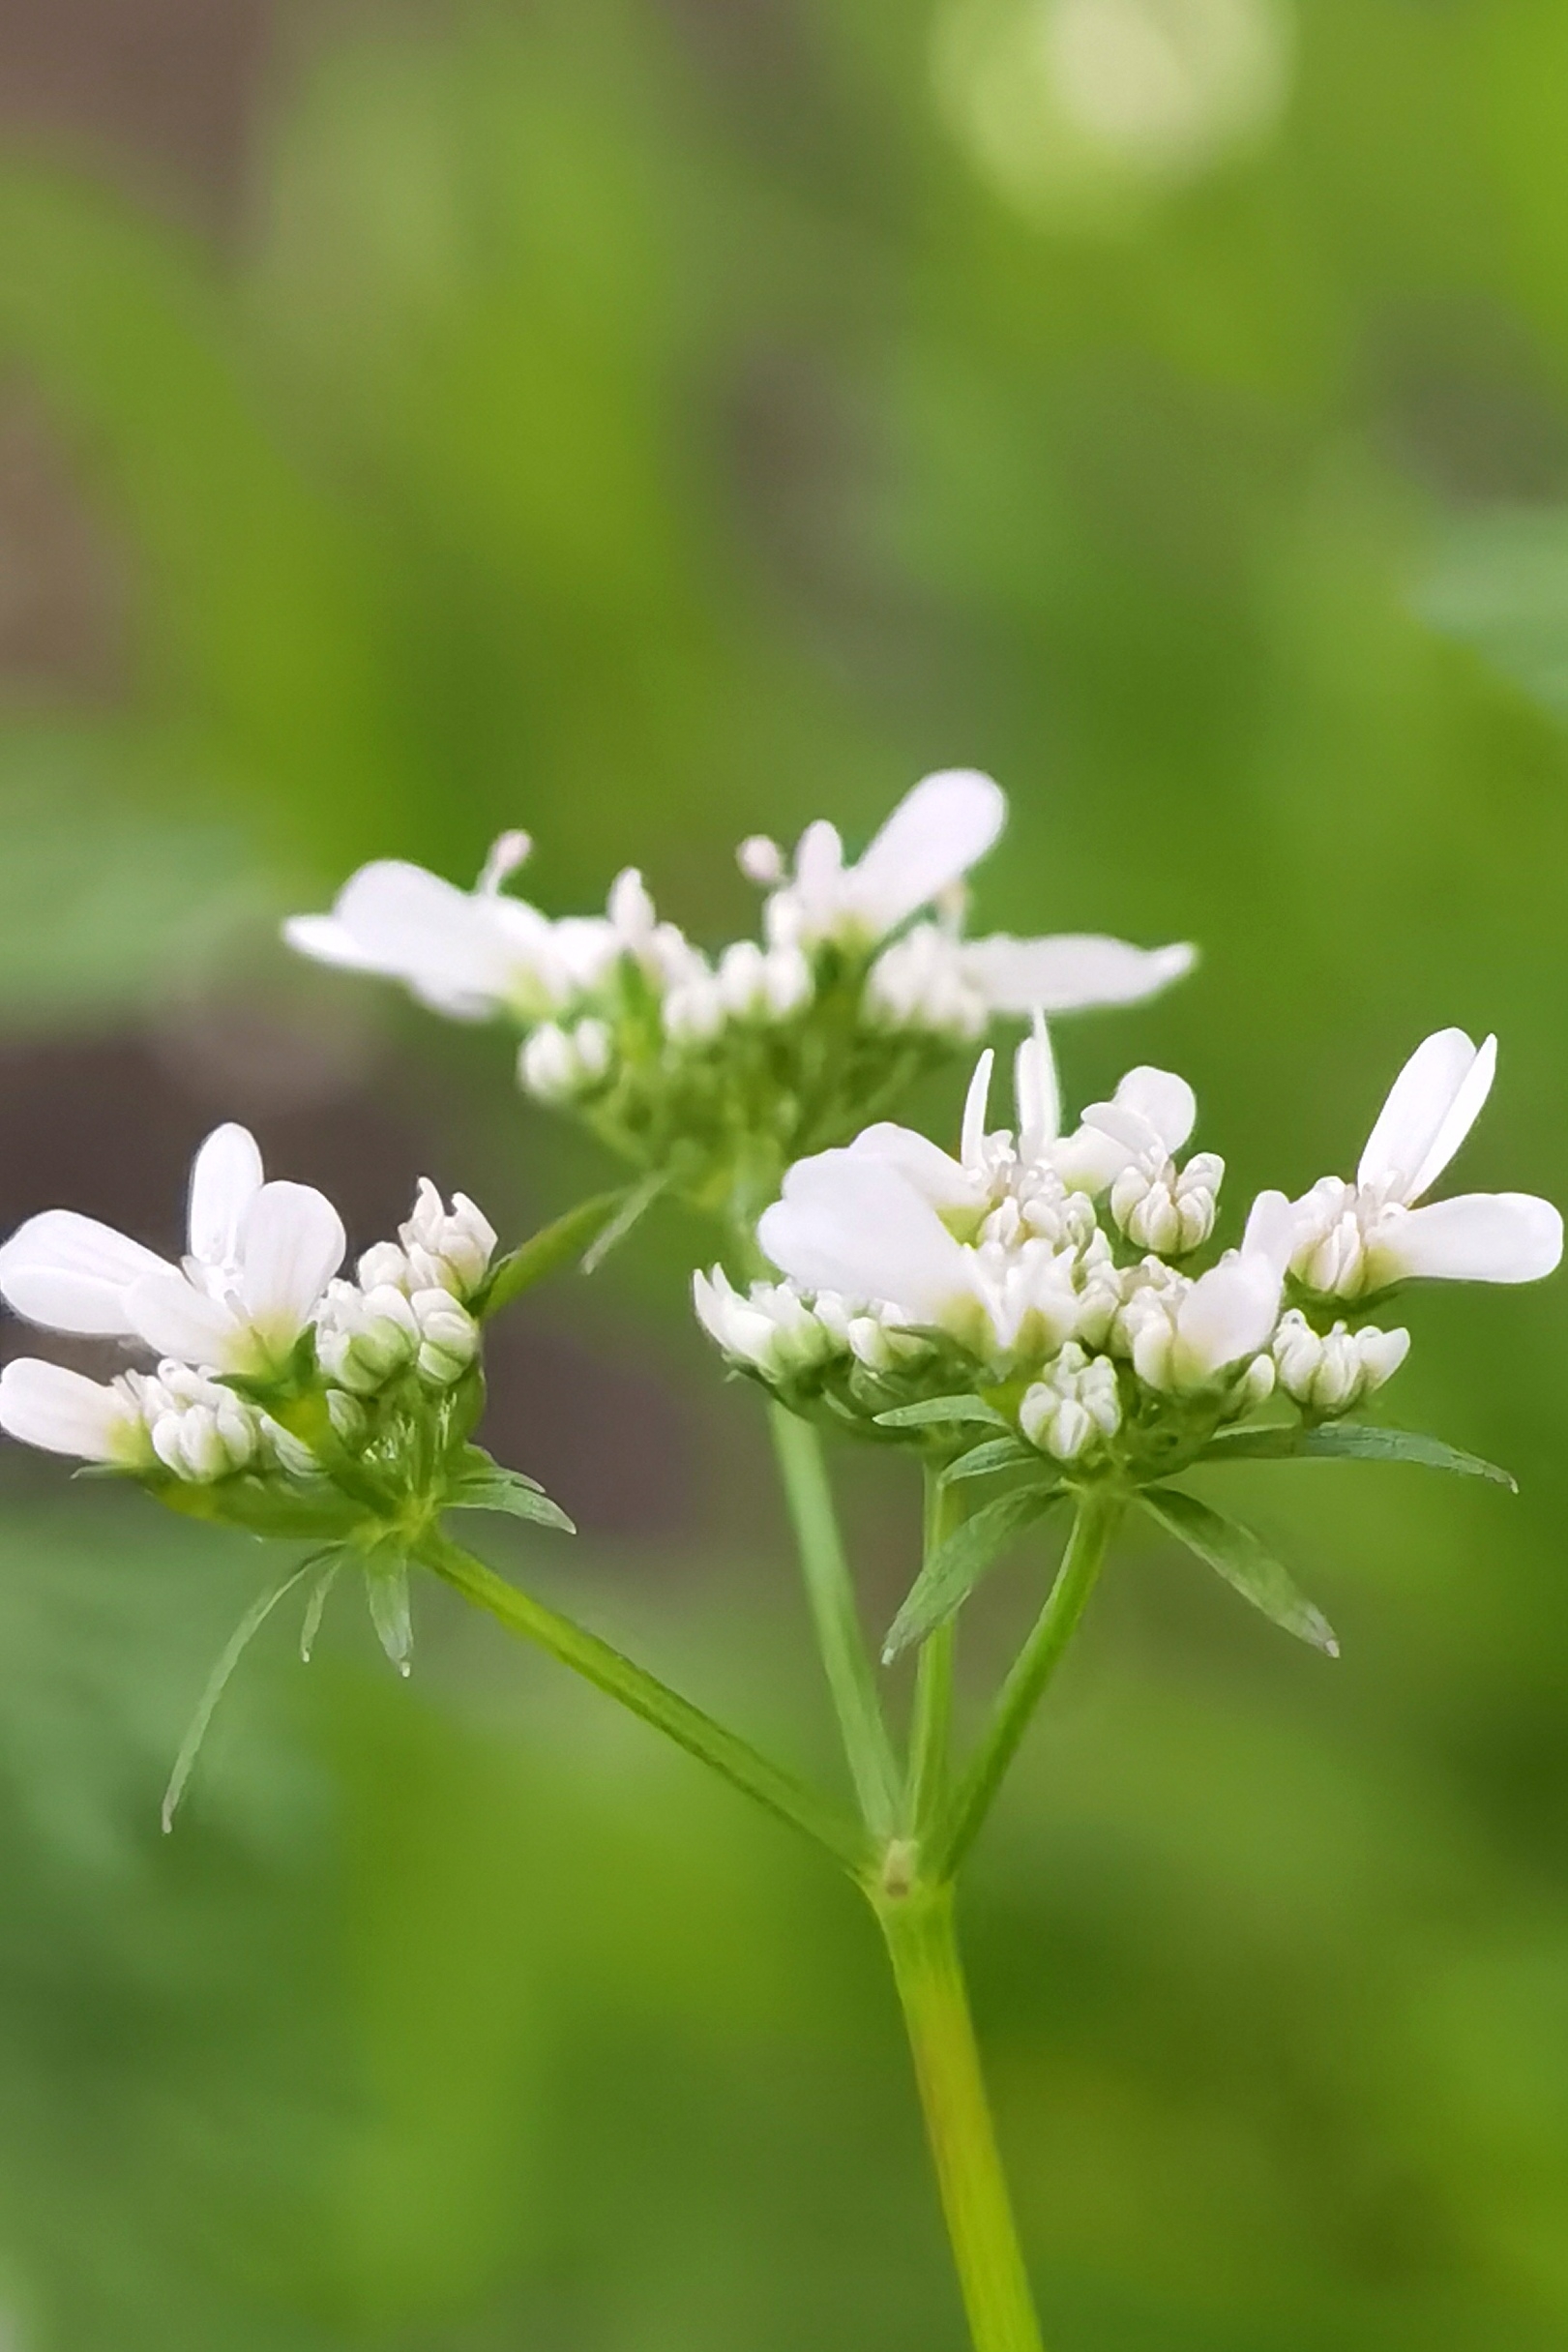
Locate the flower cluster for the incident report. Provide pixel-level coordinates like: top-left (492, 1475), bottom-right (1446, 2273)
top-left (287, 772), bottom-right (1194, 1224)
top-left (0, 1129), bottom-right (542, 1667)
top-left (695, 1025), bottom-right (1562, 1480)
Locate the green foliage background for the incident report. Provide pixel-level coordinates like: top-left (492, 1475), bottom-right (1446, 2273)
top-left (3, 1), bottom-right (1568, 2343)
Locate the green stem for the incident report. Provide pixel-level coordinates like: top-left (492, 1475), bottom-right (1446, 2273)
top-left (905, 1467), bottom-right (963, 1834)
top-left (877, 1884), bottom-right (1045, 2352)
top-left (420, 1528), bottom-right (867, 1873)
top-left (931, 1489), bottom-right (1121, 1882)
top-left (768, 1403), bottom-right (902, 1837)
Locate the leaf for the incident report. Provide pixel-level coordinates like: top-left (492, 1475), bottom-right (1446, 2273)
top-left (1140, 1487), bottom-right (1339, 1656)
top-left (479, 1186), bottom-right (643, 1317)
top-left (941, 1436), bottom-right (1034, 1484)
top-left (873, 1396), bottom-right (1008, 1433)
top-left (882, 1485), bottom-right (1059, 1661)
top-left (298, 1556), bottom-right (341, 1663)
top-left (1200, 1420), bottom-right (1515, 1490)
top-left (163, 1551), bottom-right (336, 1831)
top-left (446, 1457), bottom-right (576, 1533)
top-left (364, 1550), bottom-right (414, 1676)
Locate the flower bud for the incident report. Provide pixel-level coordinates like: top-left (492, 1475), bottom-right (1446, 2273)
top-left (410, 1289), bottom-right (481, 1386)
top-left (518, 1018), bottom-right (613, 1102)
top-left (357, 1240), bottom-right (411, 1294)
top-left (147, 1371), bottom-right (262, 1483)
top-left (737, 835), bottom-right (785, 886)
top-left (399, 1179), bottom-right (498, 1301)
top-left (864, 926), bottom-right (989, 1040)
top-left (1110, 1151), bottom-right (1223, 1256)
top-left (315, 1280), bottom-right (420, 1395)
top-left (1272, 1310), bottom-right (1409, 1415)
top-left (1020, 1343), bottom-right (1121, 1462)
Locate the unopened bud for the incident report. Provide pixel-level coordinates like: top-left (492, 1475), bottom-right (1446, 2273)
top-left (737, 835), bottom-right (785, 886)
top-left (1111, 1151), bottom-right (1222, 1256)
top-left (399, 1179), bottom-right (498, 1301)
top-left (1020, 1344), bottom-right (1121, 1462)
top-left (1273, 1309), bottom-right (1409, 1415)
top-left (411, 1290), bottom-right (480, 1386)
top-left (315, 1280), bottom-right (420, 1395)
top-left (148, 1375), bottom-right (261, 1483)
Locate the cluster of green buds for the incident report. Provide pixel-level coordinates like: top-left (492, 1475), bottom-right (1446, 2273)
top-left (285, 771), bottom-right (1193, 1225)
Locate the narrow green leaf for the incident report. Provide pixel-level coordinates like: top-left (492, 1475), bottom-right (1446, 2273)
top-left (299, 1556), bottom-right (341, 1663)
top-left (941, 1436), bottom-right (1034, 1484)
top-left (1141, 1487), bottom-right (1339, 1656)
top-left (874, 1396), bottom-right (1008, 1433)
top-left (163, 1551), bottom-right (333, 1831)
top-left (1201, 1420), bottom-right (1515, 1491)
top-left (364, 1549), bottom-right (414, 1675)
top-left (448, 1463), bottom-right (576, 1533)
top-left (883, 1485), bottom-right (1058, 1661)
top-left (480, 1187), bottom-right (638, 1318)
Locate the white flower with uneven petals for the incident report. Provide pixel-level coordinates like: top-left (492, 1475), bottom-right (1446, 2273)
top-left (0, 1359), bottom-right (156, 1467)
top-left (399, 1180), bottom-right (497, 1301)
top-left (1288, 1029), bottom-right (1563, 1297)
top-left (754, 770), bottom-right (1008, 952)
top-left (0, 1124), bottom-right (346, 1380)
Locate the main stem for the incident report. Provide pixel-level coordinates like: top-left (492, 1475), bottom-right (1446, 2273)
top-left (877, 1885), bottom-right (1045, 2352)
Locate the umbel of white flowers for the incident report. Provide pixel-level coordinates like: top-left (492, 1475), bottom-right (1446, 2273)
top-left (0, 1126), bottom-right (495, 1485)
top-left (285, 771), bottom-right (1195, 1220)
top-left (695, 1025), bottom-right (1562, 1474)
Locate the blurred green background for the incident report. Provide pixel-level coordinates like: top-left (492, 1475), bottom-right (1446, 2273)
top-left (1, 0), bottom-right (1568, 2343)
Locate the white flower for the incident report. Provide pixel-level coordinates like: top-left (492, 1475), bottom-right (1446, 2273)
top-left (1114, 1193), bottom-right (1291, 1393)
top-left (285, 841), bottom-right (596, 1021)
top-left (1287, 1030), bottom-right (1562, 1297)
top-left (0, 1359), bottom-right (156, 1467)
top-left (1020, 1342), bottom-right (1122, 1461)
top-left (753, 769), bottom-right (1008, 952)
top-left (0, 1124), bottom-right (346, 1380)
top-left (1272, 1310), bottom-right (1409, 1415)
top-left (399, 1179), bottom-right (497, 1301)
top-left (755, 1030), bottom-right (1133, 1365)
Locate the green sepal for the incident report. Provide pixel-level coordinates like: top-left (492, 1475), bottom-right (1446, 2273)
top-left (941, 1435), bottom-right (1035, 1485)
top-left (1199, 1419), bottom-right (1515, 1490)
top-left (883, 1483), bottom-right (1060, 1661)
top-left (479, 1180), bottom-right (660, 1320)
top-left (873, 1396), bottom-right (1009, 1433)
top-left (444, 1447), bottom-right (576, 1533)
top-left (1140, 1486), bottom-right (1339, 1656)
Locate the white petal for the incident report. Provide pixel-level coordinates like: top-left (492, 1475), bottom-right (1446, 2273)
top-left (1109, 1067), bottom-right (1196, 1153)
top-left (126, 1273), bottom-right (248, 1366)
top-left (961, 934), bottom-right (1196, 1015)
top-left (1373, 1194), bottom-right (1563, 1285)
top-left (237, 1182), bottom-right (347, 1342)
top-left (1241, 1188), bottom-right (1299, 1273)
top-left (793, 819), bottom-right (844, 901)
top-left (1174, 1256), bottom-right (1282, 1384)
top-left (0, 1359), bottom-right (140, 1461)
top-left (759, 1155), bottom-right (974, 1322)
top-left (961, 1049), bottom-right (995, 1168)
top-left (845, 1124), bottom-right (978, 1211)
top-left (1013, 1017), bottom-right (1060, 1159)
top-left (304, 860), bottom-right (520, 1010)
top-left (851, 770), bottom-right (1005, 932)
top-left (1357, 1029), bottom-right (1494, 1201)
top-left (188, 1124), bottom-right (264, 1267)
top-left (0, 1210), bottom-right (171, 1336)
top-left (281, 914), bottom-right (384, 972)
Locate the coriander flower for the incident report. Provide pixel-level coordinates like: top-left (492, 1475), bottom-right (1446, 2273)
top-left (285, 770), bottom-right (1195, 1224)
top-left (1287, 1029), bottom-right (1562, 1298)
top-left (0, 1124), bottom-right (346, 1380)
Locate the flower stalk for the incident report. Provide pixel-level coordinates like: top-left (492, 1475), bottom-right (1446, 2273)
top-left (876, 1882), bottom-right (1046, 2352)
